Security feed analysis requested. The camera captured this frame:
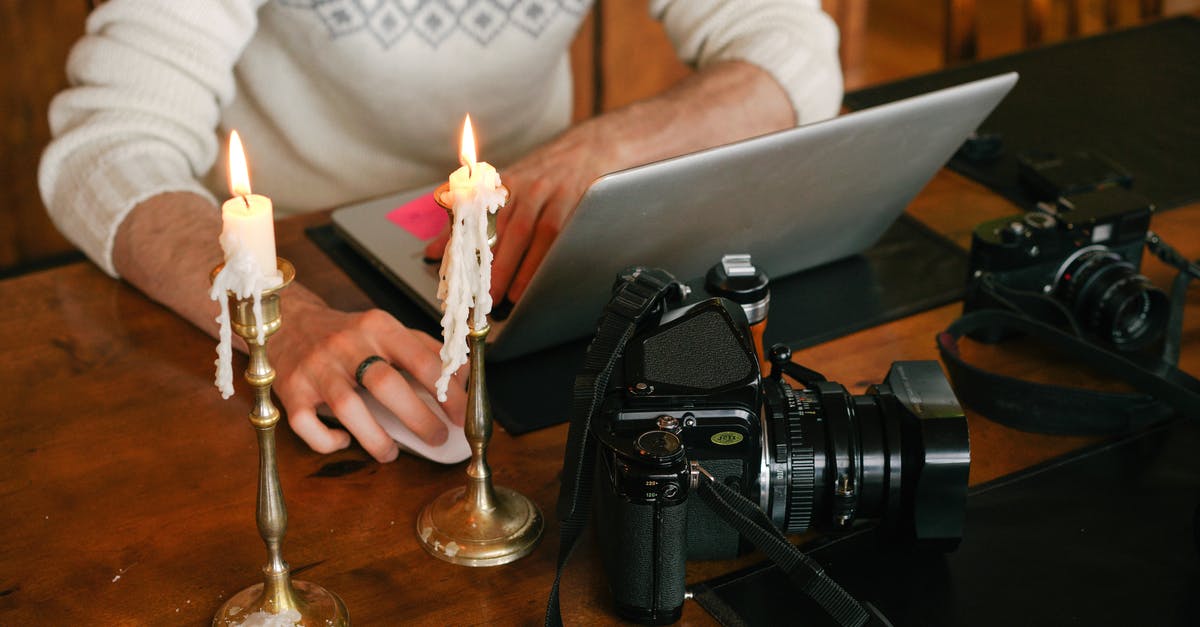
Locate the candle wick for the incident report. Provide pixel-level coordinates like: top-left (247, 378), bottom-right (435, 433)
top-left (241, 195), bottom-right (250, 208)
top-left (466, 161), bottom-right (473, 178)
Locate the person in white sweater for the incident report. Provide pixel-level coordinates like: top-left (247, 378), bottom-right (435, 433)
top-left (39, 0), bottom-right (842, 462)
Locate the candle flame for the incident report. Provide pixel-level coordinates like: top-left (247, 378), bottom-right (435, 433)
top-left (459, 114), bottom-right (477, 168)
top-left (228, 130), bottom-right (252, 197)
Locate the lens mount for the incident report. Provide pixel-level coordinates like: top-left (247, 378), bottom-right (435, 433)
top-left (761, 382), bottom-right (818, 534)
top-left (785, 391), bottom-right (817, 533)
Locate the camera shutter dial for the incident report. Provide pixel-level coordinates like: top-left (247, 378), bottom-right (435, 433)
top-left (637, 430), bottom-right (682, 458)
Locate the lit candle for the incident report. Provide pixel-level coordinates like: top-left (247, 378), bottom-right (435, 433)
top-left (210, 130), bottom-right (283, 399)
top-left (435, 115), bottom-right (506, 402)
top-left (220, 130), bottom-right (278, 278)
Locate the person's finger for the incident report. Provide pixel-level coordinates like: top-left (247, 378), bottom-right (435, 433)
top-left (320, 369), bottom-right (400, 462)
top-left (415, 330), bottom-right (441, 353)
top-left (492, 181), bottom-right (550, 301)
top-left (284, 404), bottom-right (353, 454)
top-left (415, 331), bottom-right (465, 396)
top-left (493, 184), bottom-right (516, 237)
top-left (360, 360), bottom-right (449, 446)
top-left (508, 193), bottom-right (572, 303)
top-left (415, 332), bottom-right (465, 386)
top-left (423, 226), bottom-right (450, 261)
top-left (415, 329), bottom-right (462, 380)
top-left (388, 331), bottom-right (468, 427)
top-left (276, 370), bottom-right (354, 453)
top-left (414, 332), bottom-right (469, 427)
top-left (356, 312), bottom-right (467, 428)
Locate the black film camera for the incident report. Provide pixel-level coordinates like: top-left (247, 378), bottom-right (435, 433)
top-left (964, 185), bottom-right (1168, 351)
top-left (586, 281), bottom-right (970, 624)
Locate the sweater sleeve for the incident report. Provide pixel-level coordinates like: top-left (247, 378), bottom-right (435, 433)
top-left (648, 0), bottom-right (843, 125)
top-left (38, 1), bottom-right (267, 278)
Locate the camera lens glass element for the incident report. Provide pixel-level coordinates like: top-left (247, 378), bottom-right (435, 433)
top-left (1055, 248), bottom-right (1168, 350)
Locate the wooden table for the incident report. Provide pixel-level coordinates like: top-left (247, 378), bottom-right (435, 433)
top-left (1, 170), bottom-right (1197, 625)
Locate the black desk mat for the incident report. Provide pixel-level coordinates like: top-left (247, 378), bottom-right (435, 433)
top-left (693, 418), bottom-right (1200, 626)
top-left (845, 16), bottom-right (1200, 213)
top-left (307, 215), bottom-right (966, 434)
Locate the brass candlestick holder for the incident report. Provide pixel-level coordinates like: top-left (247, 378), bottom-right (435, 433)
top-left (211, 258), bottom-right (349, 626)
top-left (416, 184), bottom-right (543, 567)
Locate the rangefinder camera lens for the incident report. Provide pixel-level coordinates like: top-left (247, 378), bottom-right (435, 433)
top-left (1054, 247), bottom-right (1168, 350)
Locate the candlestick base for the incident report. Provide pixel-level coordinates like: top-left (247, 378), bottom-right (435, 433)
top-left (213, 579), bottom-right (349, 627)
top-left (417, 485), bottom-right (543, 567)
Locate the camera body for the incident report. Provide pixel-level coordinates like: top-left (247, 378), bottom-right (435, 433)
top-left (591, 295), bottom-right (969, 624)
top-left (963, 186), bottom-right (1167, 350)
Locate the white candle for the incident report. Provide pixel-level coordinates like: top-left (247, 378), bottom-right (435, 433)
top-left (220, 130), bottom-right (278, 277)
top-left (435, 115), bottom-right (506, 402)
top-left (210, 130), bottom-right (283, 399)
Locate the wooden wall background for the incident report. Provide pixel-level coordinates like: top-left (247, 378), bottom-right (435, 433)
top-left (2, 0), bottom-right (1196, 276)
top-left (0, 1), bottom-right (88, 274)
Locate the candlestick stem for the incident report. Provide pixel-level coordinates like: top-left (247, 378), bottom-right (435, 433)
top-left (212, 259), bottom-right (349, 626)
top-left (462, 322), bottom-right (498, 514)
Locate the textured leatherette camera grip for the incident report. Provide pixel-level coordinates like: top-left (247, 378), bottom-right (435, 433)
top-left (596, 469), bottom-right (687, 619)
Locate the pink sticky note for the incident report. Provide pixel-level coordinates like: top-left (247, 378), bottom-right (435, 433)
top-left (386, 193), bottom-right (448, 240)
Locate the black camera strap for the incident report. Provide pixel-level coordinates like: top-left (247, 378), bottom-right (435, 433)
top-left (693, 468), bottom-right (882, 627)
top-left (547, 268), bottom-right (878, 627)
top-left (547, 267), bottom-right (687, 627)
top-left (938, 264), bottom-right (1200, 435)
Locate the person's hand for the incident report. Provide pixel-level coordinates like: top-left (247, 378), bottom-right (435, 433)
top-left (268, 299), bottom-right (467, 462)
top-left (423, 62), bottom-right (800, 305)
top-left (424, 119), bottom-right (620, 304)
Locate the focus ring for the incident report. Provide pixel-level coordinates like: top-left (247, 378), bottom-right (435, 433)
top-left (785, 389), bottom-right (817, 534)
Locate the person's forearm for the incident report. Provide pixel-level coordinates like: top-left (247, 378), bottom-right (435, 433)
top-left (112, 191), bottom-right (327, 343)
top-left (592, 60), bottom-right (796, 172)
top-left (113, 191), bottom-right (463, 458)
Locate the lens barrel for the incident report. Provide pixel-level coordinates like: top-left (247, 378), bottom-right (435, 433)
top-left (760, 363), bottom-right (968, 546)
top-left (1056, 248), bottom-right (1168, 350)
top-left (763, 382), bottom-right (899, 535)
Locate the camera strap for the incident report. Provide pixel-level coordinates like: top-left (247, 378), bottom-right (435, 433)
top-left (692, 467), bottom-right (885, 627)
top-left (546, 268), bottom-right (880, 627)
top-left (547, 267), bottom-right (687, 627)
top-left (937, 267), bottom-right (1200, 435)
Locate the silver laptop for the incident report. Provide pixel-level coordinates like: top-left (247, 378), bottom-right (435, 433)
top-left (333, 72), bottom-right (1017, 360)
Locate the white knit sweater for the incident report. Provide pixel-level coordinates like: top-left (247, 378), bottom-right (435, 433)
top-left (39, 0), bottom-right (842, 278)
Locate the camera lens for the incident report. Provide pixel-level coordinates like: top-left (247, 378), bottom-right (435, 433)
top-left (1055, 248), bottom-right (1168, 350)
top-left (762, 385), bottom-right (899, 534)
top-left (760, 363), bottom-right (969, 547)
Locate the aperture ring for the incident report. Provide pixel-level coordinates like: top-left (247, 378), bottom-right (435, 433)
top-left (785, 388), bottom-right (817, 534)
